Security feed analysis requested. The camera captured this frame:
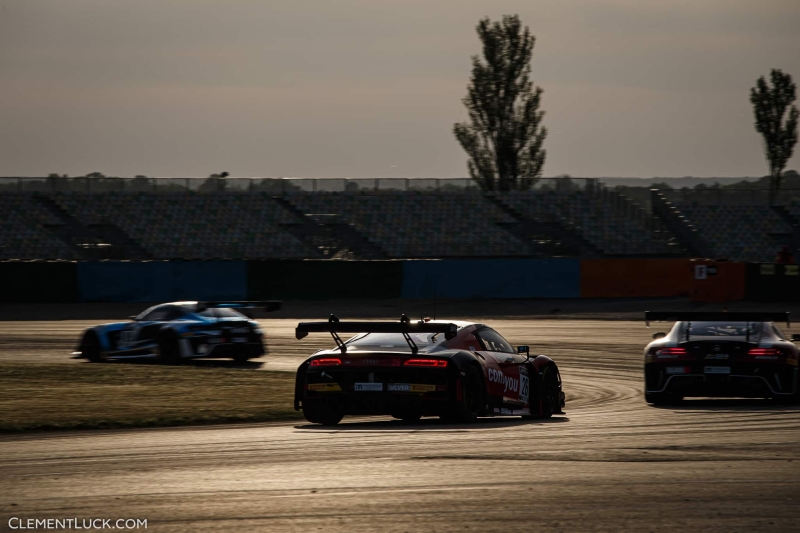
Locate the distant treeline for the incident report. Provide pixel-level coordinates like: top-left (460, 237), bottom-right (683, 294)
top-left (611, 170), bottom-right (800, 210)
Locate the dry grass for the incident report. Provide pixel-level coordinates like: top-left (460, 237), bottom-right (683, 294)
top-left (0, 362), bottom-right (301, 432)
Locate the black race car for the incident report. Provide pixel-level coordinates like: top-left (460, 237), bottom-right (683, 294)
top-left (644, 312), bottom-right (799, 404)
top-left (293, 315), bottom-right (565, 425)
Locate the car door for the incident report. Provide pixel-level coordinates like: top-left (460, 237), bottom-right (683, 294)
top-left (119, 306), bottom-right (175, 350)
top-left (474, 327), bottom-right (529, 407)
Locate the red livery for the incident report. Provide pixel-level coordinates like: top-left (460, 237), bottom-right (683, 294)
top-left (294, 315), bottom-right (565, 425)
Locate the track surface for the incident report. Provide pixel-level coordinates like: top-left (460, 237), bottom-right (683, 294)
top-left (2, 319), bottom-right (799, 532)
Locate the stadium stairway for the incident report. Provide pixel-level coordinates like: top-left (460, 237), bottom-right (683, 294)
top-left (650, 190), bottom-right (712, 257)
top-left (31, 194), bottom-right (151, 260)
top-left (484, 193), bottom-right (601, 257)
top-left (274, 197), bottom-right (388, 259)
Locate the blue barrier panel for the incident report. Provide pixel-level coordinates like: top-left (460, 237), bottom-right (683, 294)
top-left (78, 262), bottom-right (247, 302)
top-left (401, 259), bottom-right (581, 299)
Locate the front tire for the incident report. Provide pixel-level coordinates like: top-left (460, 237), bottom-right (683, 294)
top-left (83, 332), bottom-right (104, 363)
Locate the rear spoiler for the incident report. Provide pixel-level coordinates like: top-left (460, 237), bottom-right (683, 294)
top-left (197, 301), bottom-right (282, 313)
top-left (295, 314), bottom-right (458, 354)
top-left (645, 311), bottom-right (789, 327)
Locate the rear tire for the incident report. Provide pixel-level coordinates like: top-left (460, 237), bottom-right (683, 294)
top-left (645, 391), bottom-right (683, 405)
top-left (442, 366), bottom-right (483, 423)
top-left (232, 353), bottom-right (250, 364)
top-left (303, 401), bottom-right (343, 426)
top-left (391, 410), bottom-right (422, 423)
top-left (83, 333), bottom-right (104, 363)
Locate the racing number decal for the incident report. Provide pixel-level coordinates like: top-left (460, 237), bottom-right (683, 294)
top-left (519, 367), bottom-right (530, 404)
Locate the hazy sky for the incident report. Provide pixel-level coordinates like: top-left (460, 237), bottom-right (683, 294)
top-left (1, 0), bottom-right (799, 178)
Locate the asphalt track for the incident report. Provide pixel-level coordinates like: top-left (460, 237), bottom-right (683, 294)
top-left (1, 317), bottom-right (799, 532)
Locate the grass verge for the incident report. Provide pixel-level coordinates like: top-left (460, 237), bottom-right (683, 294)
top-left (0, 362), bottom-right (301, 432)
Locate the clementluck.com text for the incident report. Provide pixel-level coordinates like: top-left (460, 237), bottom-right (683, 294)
top-left (7, 518), bottom-right (147, 530)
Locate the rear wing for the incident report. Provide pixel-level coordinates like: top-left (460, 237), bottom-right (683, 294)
top-left (296, 314), bottom-right (458, 354)
top-left (197, 301), bottom-right (282, 313)
top-left (645, 311), bottom-right (789, 327)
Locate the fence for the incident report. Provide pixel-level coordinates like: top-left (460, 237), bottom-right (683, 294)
top-left (0, 176), bottom-right (601, 194)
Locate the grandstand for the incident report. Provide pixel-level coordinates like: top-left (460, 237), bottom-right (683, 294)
top-left (0, 177), bottom-right (795, 262)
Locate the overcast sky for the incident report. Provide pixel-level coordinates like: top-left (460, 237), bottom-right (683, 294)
top-left (1, 0), bottom-right (798, 179)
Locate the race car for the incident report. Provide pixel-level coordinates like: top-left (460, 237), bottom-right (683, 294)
top-left (72, 301), bottom-right (281, 364)
top-left (293, 315), bottom-right (565, 425)
top-left (644, 311), bottom-right (798, 404)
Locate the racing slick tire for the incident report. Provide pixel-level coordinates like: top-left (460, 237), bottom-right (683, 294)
top-left (645, 391), bottom-right (683, 406)
top-left (391, 410), bottom-right (423, 423)
top-left (231, 352), bottom-right (251, 364)
top-left (537, 365), bottom-right (560, 418)
top-left (441, 365), bottom-right (484, 424)
top-left (303, 401), bottom-right (344, 426)
top-left (157, 330), bottom-right (181, 365)
top-left (83, 332), bottom-right (104, 363)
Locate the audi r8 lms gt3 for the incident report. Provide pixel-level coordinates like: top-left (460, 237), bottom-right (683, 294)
top-left (644, 312), bottom-right (799, 404)
top-left (293, 315), bottom-right (566, 425)
top-left (73, 301), bottom-right (281, 364)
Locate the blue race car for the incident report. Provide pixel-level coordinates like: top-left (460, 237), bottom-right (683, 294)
top-left (72, 301), bottom-right (281, 364)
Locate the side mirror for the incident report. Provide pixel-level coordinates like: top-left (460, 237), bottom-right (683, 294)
top-left (128, 315), bottom-right (138, 321)
top-left (792, 334), bottom-right (800, 342)
top-left (517, 345), bottom-right (529, 355)
top-left (652, 332), bottom-right (666, 340)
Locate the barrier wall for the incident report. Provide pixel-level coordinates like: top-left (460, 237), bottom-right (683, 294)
top-left (690, 260), bottom-right (746, 302)
top-left (744, 263), bottom-right (800, 301)
top-left (5, 258), bottom-right (788, 304)
top-left (0, 262), bottom-right (79, 303)
top-left (77, 261), bottom-right (247, 302)
top-left (248, 260), bottom-right (404, 300)
top-left (401, 259), bottom-right (581, 299)
top-left (580, 258), bottom-right (692, 298)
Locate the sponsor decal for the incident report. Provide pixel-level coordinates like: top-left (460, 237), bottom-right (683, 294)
top-left (307, 383), bottom-right (342, 392)
top-left (494, 407), bottom-right (528, 416)
top-left (666, 366), bottom-right (690, 374)
top-left (388, 383), bottom-right (436, 393)
top-left (487, 367), bottom-right (519, 393)
top-left (519, 367), bottom-right (530, 404)
top-left (354, 383), bottom-right (383, 392)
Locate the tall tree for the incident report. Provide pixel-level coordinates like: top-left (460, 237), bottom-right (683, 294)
top-left (750, 69), bottom-right (798, 200)
top-left (454, 15), bottom-right (547, 191)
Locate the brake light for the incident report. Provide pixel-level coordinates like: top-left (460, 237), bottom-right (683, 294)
top-left (748, 348), bottom-right (780, 356)
top-left (310, 358), bottom-right (342, 367)
top-left (404, 359), bottom-right (448, 368)
top-left (655, 347), bottom-right (687, 355)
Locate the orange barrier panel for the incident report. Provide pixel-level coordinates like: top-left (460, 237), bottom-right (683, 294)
top-left (580, 259), bottom-right (693, 298)
top-left (689, 259), bottom-right (746, 303)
